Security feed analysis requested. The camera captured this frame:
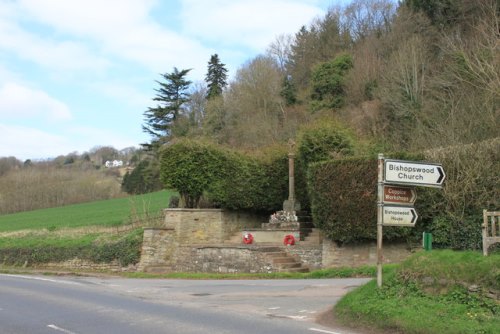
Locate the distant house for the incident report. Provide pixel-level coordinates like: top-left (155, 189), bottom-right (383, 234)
top-left (105, 160), bottom-right (123, 168)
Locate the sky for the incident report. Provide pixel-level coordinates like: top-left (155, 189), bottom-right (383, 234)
top-left (0, 0), bottom-right (338, 161)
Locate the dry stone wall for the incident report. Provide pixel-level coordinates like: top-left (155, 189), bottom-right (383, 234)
top-left (164, 209), bottom-right (263, 244)
top-left (322, 239), bottom-right (413, 267)
top-left (172, 246), bottom-right (277, 273)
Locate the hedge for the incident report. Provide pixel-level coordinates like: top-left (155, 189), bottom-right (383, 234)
top-left (160, 139), bottom-right (309, 212)
top-left (307, 153), bottom-right (442, 244)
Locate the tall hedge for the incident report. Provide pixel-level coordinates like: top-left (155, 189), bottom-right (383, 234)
top-left (308, 153), bottom-right (440, 244)
top-left (159, 140), bottom-right (307, 212)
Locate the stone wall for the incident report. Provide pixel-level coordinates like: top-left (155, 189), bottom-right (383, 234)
top-left (137, 227), bottom-right (176, 271)
top-left (172, 246), bottom-right (277, 273)
top-left (285, 245), bottom-right (323, 270)
top-left (240, 229), bottom-right (301, 244)
top-left (163, 209), bottom-right (264, 244)
top-left (322, 239), bottom-right (413, 267)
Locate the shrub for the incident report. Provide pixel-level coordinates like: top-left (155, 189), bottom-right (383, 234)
top-left (160, 140), bottom-right (226, 208)
top-left (297, 118), bottom-right (356, 169)
top-left (122, 159), bottom-right (162, 195)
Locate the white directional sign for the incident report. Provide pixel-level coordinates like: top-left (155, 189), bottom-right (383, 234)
top-left (384, 159), bottom-right (446, 188)
top-left (382, 206), bottom-right (418, 227)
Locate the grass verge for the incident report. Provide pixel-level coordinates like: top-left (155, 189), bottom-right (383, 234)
top-left (123, 265), bottom-right (376, 280)
top-left (334, 250), bottom-right (500, 334)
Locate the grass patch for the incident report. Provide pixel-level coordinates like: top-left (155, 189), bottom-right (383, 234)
top-left (123, 265), bottom-right (376, 280)
top-left (335, 250), bottom-right (500, 334)
top-left (0, 190), bottom-right (175, 232)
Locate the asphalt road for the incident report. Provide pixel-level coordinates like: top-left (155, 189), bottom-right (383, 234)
top-left (0, 273), bottom-right (370, 334)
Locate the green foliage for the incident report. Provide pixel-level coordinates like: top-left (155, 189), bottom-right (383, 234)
top-left (205, 54), bottom-right (228, 99)
top-left (122, 159), bottom-right (162, 195)
top-left (159, 140), bottom-right (307, 212)
top-left (297, 119), bottom-right (356, 169)
top-left (0, 190), bottom-right (174, 232)
top-left (430, 215), bottom-right (483, 250)
top-left (398, 250), bottom-right (500, 291)
top-left (0, 229), bottom-right (143, 267)
top-left (310, 53), bottom-right (353, 109)
top-left (160, 140), bottom-right (225, 208)
top-left (335, 251), bottom-right (500, 334)
top-left (280, 75), bottom-right (298, 106)
top-left (307, 153), bottom-right (437, 243)
top-left (142, 67), bottom-right (192, 141)
top-left (89, 229), bottom-right (143, 266)
top-left (404, 0), bottom-right (462, 28)
top-left (308, 157), bottom-right (381, 243)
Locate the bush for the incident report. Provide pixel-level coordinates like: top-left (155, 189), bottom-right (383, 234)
top-left (297, 118), bottom-right (356, 169)
top-left (160, 140), bottom-right (226, 208)
top-left (122, 159), bottom-right (162, 195)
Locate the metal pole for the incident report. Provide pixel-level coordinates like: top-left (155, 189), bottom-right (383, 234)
top-left (377, 153), bottom-right (384, 288)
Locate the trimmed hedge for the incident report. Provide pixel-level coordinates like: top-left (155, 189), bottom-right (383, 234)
top-left (160, 139), bottom-right (308, 212)
top-left (308, 153), bottom-right (440, 244)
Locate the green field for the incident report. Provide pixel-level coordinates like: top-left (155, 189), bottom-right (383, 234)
top-left (0, 190), bottom-right (175, 232)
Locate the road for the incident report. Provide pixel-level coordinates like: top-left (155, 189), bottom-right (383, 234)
top-left (0, 273), bottom-right (370, 334)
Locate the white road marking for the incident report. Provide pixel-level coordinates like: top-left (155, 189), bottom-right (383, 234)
top-left (47, 324), bottom-right (78, 334)
top-left (309, 328), bottom-right (343, 334)
top-left (268, 307), bottom-right (280, 310)
top-left (0, 274), bottom-right (81, 285)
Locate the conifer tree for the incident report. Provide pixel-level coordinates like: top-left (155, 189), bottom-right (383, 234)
top-left (205, 54), bottom-right (228, 99)
top-left (142, 68), bottom-right (192, 144)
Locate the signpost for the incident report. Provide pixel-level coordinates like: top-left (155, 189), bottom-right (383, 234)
top-left (384, 159), bottom-right (446, 188)
top-left (382, 206), bottom-right (418, 226)
top-left (377, 154), bottom-right (445, 288)
top-left (383, 186), bottom-right (416, 205)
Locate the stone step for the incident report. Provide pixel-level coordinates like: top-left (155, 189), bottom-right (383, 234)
top-left (279, 267), bottom-right (309, 273)
top-left (271, 257), bottom-right (297, 264)
top-left (277, 262), bottom-right (303, 269)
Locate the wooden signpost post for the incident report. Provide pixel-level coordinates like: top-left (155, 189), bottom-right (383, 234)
top-left (377, 154), bottom-right (446, 287)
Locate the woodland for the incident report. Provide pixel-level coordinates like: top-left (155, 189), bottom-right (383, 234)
top-left (0, 0), bottom-right (498, 228)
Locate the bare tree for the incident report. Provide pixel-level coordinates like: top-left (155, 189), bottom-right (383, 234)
top-left (266, 33), bottom-right (293, 72)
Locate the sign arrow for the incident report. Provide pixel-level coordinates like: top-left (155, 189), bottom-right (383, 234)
top-left (382, 206), bottom-right (418, 227)
top-left (383, 186), bottom-right (417, 205)
top-left (384, 159), bottom-right (446, 188)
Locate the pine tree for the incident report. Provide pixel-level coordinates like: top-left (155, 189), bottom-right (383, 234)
top-left (142, 68), bottom-right (192, 143)
top-left (205, 54), bottom-right (228, 99)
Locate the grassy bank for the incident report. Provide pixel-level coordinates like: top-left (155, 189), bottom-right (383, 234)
top-left (0, 190), bottom-right (175, 232)
top-left (335, 250), bottom-right (500, 334)
top-left (0, 229), bottom-right (144, 267)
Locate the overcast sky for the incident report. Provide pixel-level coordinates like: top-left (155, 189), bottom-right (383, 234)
top-left (0, 0), bottom-right (339, 161)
